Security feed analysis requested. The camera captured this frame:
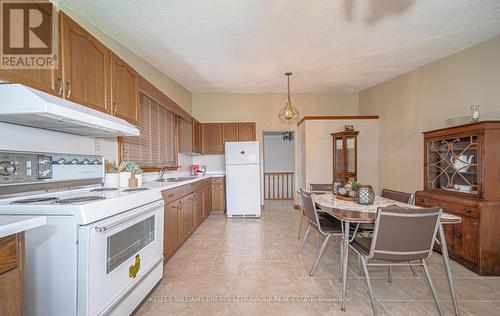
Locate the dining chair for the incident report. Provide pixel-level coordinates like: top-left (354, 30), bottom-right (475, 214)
top-left (309, 183), bottom-right (333, 191)
top-left (297, 185), bottom-right (332, 239)
top-left (349, 205), bottom-right (443, 316)
top-left (298, 189), bottom-right (343, 275)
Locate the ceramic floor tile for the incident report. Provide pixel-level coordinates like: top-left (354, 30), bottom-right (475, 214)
top-left (135, 207), bottom-right (498, 316)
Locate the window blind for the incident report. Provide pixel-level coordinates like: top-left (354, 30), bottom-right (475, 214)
top-left (122, 93), bottom-right (176, 166)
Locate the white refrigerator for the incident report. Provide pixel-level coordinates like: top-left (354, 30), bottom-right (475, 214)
top-left (225, 141), bottom-right (261, 217)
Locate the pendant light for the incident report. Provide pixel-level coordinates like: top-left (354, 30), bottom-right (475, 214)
top-left (279, 72), bottom-right (299, 120)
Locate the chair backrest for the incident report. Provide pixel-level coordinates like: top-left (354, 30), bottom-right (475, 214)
top-left (309, 183), bottom-right (332, 191)
top-left (381, 188), bottom-right (415, 205)
top-left (299, 189), bottom-right (320, 227)
top-left (368, 206), bottom-right (441, 261)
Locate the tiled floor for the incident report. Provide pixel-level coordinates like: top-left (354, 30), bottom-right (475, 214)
top-left (136, 204), bottom-right (500, 316)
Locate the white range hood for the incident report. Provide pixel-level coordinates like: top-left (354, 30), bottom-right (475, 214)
top-left (0, 84), bottom-right (139, 137)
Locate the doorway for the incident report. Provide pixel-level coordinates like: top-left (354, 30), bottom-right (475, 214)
top-left (263, 131), bottom-right (295, 209)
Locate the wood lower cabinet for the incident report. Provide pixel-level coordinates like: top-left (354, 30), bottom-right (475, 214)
top-left (163, 200), bottom-right (180, 259)
top-left (222, 123), bottom-right (239, 144)
top-left (110, 53), bottom-right (139, 125)
top-left (202, 123), bottom-right (223, 154)
top-left (211, 177), bottom-right (226, 214)
top-left (61, 12), bottom-right (110, 114)
top-left (0, 233), bottom-right (24, 316)
top-left (162, 179), bottom-right (214, 261)
top-left (237, 122), bottom-right (256, 141)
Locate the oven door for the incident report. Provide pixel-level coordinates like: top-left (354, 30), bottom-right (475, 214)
top-left (78, 200), bottom-right (164, 316)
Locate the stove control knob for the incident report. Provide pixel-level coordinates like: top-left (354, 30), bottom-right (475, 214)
top-left (70, 159), bottom-right (79, 165)
top-left (0, 161), bottom-right (16, 176)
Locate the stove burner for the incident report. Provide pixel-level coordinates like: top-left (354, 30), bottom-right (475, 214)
top-left (122, 187), bottom-right (149, 192)
top-left (11, 197), bottom-right (59, 204)
top-left (55, 196), bottom-right (106, 204)
top-left (90, 188), bottom-right (119, 192)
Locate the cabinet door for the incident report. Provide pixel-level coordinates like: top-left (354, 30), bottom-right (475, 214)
top-left (203, 186), bottom-right (212, 218)
top-left (453, 216), bottom-right (479, 264)
top-left (0, 67), bottom-right (62, 96)
top-left (178, 117), bottom-right (193, 153)
top-left (192, 119), bottom-right (202, 154)
top-left (211, 184), bottom-right (225, 214)
top-left (202, 123), bottom-right (223, 154)
top-left (164, 200), bottom-right (180, 259)
top-left (61, 13), bottom-right (110, 113)
top-left (110, 53), bottom-right (138, 125)
top-left (222, 123), bottom-right (239, 144)
top-left (192, 191), bottom-right (204, 227)
top-left (238, 122), bottom-right (256, 141)
top-left (180, 195), bottom-right (194, 241)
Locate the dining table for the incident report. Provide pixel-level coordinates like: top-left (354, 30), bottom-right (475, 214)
top-left (312, 192), bottom-right (462, 316)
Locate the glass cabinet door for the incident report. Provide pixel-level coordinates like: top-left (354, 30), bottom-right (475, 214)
top-left (331, 131), bottom-right (358, 182)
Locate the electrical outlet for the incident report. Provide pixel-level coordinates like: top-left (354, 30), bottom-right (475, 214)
top-left (93, 139), bottom-right (101, 154)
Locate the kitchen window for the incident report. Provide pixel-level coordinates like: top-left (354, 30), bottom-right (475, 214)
top-left (121, 93), bottom-right (178, 170)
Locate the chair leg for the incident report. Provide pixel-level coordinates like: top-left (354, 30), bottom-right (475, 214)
top-left (360, 256), bottom-right (378, 316)
top-left (310, 234), bottom-right (332, 276)
top-left (388, 266), bottom-right (392, 283)
top-left (409, 265), bottom-right (418, 277)
top-left (358, 254), bottom-right (363, 276)
top-left (422, 259), bottom-right (444, 316)
top-left (298, 223), bottom-right (311, 253)
top-left (297, 212), bottom-right (304, 239)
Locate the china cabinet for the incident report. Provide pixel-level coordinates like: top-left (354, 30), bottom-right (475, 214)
top-left (416, 121), bottom-right (500, 275)
top-left (331, 130), bottom-right (358, 182)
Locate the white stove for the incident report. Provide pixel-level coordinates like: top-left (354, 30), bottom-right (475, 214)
top-left (0, 151), bottom-right (164, 316)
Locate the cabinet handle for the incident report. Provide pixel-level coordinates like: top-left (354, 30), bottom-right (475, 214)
top-left (113, 102), bottom-right (119, 115)
top-left (57, 77), bottom-right (63, 96)
top-left (166, 193), bottom-right (175, 198)
top-left (464, 208), bottom-right (472, 213)
top-left (66, 80), bottom-right (72, 98)
top-left (454, 232), bottom-right (462, 238)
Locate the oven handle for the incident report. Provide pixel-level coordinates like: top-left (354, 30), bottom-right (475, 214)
top-left (94, 202), bottom-right (165, 233)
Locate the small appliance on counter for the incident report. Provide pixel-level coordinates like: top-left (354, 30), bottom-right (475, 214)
top-left (191, 164), bottom-right (206, 176)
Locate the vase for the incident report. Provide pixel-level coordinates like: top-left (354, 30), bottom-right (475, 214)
top-left (119, 171), bottom-right (131, 187)
top-left (357, 185), bottom-right (375, 205)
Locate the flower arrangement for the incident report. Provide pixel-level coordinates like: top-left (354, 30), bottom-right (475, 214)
top-left (119, 161), bottom-right (142, 174)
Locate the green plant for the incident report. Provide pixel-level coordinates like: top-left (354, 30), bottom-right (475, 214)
top-left (123, 161), bottom-right (142, 174)
top-left (347, 178), bottom-right (360, 191)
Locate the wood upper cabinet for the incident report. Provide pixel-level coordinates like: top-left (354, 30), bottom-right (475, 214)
top-left (178, 117), bottom-right (193, 153)
top-left (192, 118), bottom-right (202, 154)
top-left (110, 53), bottom-right (138, 125)
top-left (202, 123), bottom-right (223, 154)
top-left (163, 200), bottom-right (180, 260)
top-left (238, 122), bottom-right (256, 141)
top-left (61, 12), bottom-right (110, 114)
top-left (222, 123), bottom-right (239, 144)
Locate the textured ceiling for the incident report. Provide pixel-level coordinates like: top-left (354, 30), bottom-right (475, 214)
top-left (58, 0), bottom-right (500, 93)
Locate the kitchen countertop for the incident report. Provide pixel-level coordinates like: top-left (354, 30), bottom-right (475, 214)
top-left (0, 215), bottom-right (47, 238)
top-left (141, 174), bottom-right (225, 191)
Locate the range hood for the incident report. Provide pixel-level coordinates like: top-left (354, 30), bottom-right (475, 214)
top-left (0, 84), bottom-right (139, 137)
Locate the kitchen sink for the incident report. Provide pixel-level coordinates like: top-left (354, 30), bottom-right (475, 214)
top-left (155, 176), bottom-right (197, 183)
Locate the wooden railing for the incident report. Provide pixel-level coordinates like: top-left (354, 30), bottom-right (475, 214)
top-left (264, 172), bottom-right (294, 200)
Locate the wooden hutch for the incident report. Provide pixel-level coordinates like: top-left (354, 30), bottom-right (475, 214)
top-left (331, 130), bottom-right (359, 182)
top-left (416, 121), bottom-right (500, 275)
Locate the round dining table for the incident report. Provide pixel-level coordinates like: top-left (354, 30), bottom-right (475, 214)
top-left (312, 193), bottom-right (462, 316)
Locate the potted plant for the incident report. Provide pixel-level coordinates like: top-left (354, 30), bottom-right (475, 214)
top-left (118, 161), bottom-right (143, 187)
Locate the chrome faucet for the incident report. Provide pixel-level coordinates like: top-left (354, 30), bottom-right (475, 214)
top-left (157, 167), bottom-right (167, 181)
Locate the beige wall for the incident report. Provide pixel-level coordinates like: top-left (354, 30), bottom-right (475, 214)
top-left (298, 119), bottom-right (380, 194)
top-left (359, 36), bottom-right (500, 193)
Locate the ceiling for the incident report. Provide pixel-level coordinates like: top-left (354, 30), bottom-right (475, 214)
top-left (59, 0), bottom-right (500, 93)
